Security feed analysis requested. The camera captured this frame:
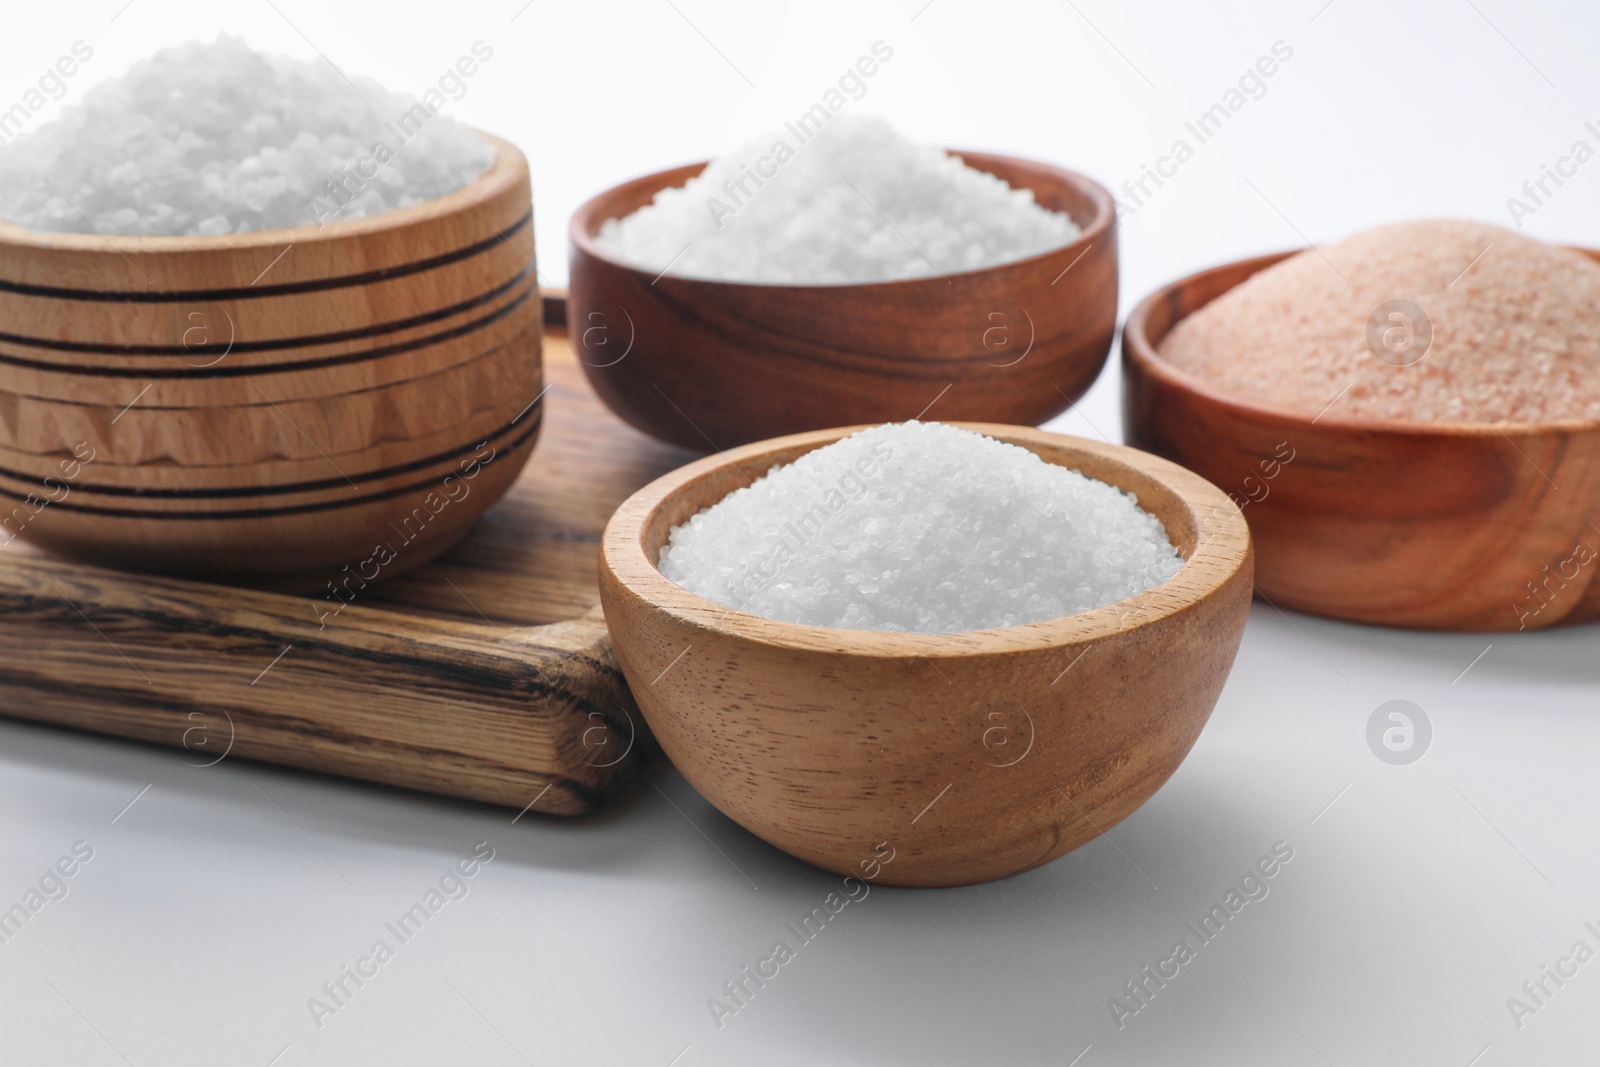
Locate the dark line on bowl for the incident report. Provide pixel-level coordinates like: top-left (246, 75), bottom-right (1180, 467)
top-left (0, 414), bottom-right (541, 520)
top-left (0, 264), bottom-right (533, 358)
top-left (0, 210), bottom-right (533, 303)
top-left (0, 285), bottom-right (534, 380)
top-left (0, 407), bottom-right (540, 500)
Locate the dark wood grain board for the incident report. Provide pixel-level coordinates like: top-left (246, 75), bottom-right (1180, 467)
top-left (0, 298), bottom-right (698, 814)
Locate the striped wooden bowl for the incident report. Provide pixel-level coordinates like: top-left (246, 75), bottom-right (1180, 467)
top-left (0, 133), bottom-right (542, 585)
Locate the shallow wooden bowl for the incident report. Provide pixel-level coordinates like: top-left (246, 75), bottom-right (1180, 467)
top-left (1123, 250), bottom-right (1600, 631)
top-left (569, 153), bottom-right (1117, 451)
top-left (0, 133), bottom-right (542, 583)
top-left (600, 424), bottom-right (1252, 887)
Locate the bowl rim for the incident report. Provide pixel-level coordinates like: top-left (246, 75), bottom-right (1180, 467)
top-left (600, 422), bottom-right (1252, 658)
top-left (0, 130), bottom-right (524, 253)
top-left (1125, 245), bottom-right (1600, 436)
top-left (567, 149), bottom-right (1115, 291)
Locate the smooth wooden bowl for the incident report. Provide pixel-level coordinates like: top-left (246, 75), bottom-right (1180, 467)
top-left (569, 154), bottom-right (1117, 451)
top-left (0, 133), bottom-right (542, 583)
top-left (600, 424), bottom-right (1252, 887)
top-left (1123, 249), bottom-right (1600, 631)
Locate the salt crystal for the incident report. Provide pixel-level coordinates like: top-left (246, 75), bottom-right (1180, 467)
top-left (657, 422), bottom-right (1183, 633)
top-left (595, 116), bottom-right (1080, 284)
top-left (1159, 219), bottom-right (1600, 423)
top-left (0, 35), bottom-right (493, 236)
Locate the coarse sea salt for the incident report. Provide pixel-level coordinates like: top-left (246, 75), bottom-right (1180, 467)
top-left (657, 422), bottom-right (1183, 634)
top-left (0, 35), bottom-right (493, 237)
top-left (595, 115), bottom-right (1080, 284)
top-left (1159, 219), bottom-right (1600, 423)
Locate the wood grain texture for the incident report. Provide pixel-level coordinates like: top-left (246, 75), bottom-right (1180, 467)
top-left (568, 152), bottom-right (1118, 451)
top-left (0, 133), bottom-right (541, 583)
top-left (600, 425), bottom-right (1253, 887)
top-left (0, 319), bottom-right (699, 815)
top-left (1123, 250), bottom-right (1600, 631)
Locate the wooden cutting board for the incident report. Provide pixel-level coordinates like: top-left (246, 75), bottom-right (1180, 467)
top-left (0, 297), bottom-right (698, 815)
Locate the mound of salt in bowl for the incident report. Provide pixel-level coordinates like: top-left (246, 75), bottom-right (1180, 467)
top-left (1159, 219), bottom-right (1600, 423)
top-left (0, 34), bottom-right (493, 236)
top-left (657, 422), bottom-right (1182, 634)
top-left (594, 115), bottom-right (1080, 284)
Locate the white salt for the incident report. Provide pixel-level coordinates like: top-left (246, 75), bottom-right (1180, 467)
top-left (658, 422), bottom-right (1183, 633)
top-left (0, 35), bottom-right (494, 236)
top-left (595, 116), bottom-right (1080, 284)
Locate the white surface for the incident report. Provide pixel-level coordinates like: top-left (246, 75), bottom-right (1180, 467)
top-left (3, 2), bottom-right (1599, 1064)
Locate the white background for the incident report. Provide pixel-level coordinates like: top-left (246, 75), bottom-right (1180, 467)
top-left (2, 1), bottom-right (1599, 1064)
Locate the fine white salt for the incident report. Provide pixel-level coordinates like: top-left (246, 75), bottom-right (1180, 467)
top-left (0, 35), bottom-right (494, 236)
top-left (595, 116), bottom-right (1080, 284)
top-left (658, 422), bottom-right (1183, 633)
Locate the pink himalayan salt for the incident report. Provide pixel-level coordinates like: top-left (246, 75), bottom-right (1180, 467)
top-left (1159, 219), bottom-right (1600, 423)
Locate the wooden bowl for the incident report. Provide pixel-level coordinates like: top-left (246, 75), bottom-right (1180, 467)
top-left (568, 153), bottom-right (1117, 451)
top-left (599, 424), bottom-right (1252, 887)
top-left (0, 133), bottom-right (542, 583)
top-left (1123, 249), bottom-right (1600, 631)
